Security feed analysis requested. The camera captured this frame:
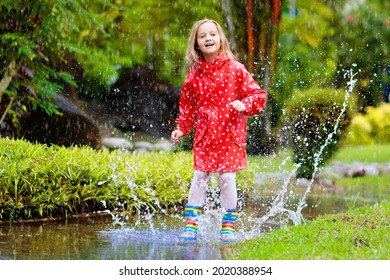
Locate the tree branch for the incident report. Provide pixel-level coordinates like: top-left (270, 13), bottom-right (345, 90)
top-left (0, 59), bottom-right (17, 103)
top-left (0, 96), bottom-right (15, 125)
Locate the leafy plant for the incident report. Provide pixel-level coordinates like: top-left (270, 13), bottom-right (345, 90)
top-left (0, 0), bottom-right (109, 136)
top-left (284, 87), bottom-right (355, 178)
top-left (0, 137), bottom-right (261, 221)
top-left (344, 102), bottom-right (390, 145)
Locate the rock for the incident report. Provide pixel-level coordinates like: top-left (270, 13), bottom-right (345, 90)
top-left (254, 172), bottom-right (290, 185)
top-left (253, 160), bottom-right (389, 191)
top-left (319, 178), bottom-right (335, 188)
top-left (134, 141), bottom-right (154, 151)
top-left (105, 65), bottom-right (180, 138)
top-left (363, 165), bottom-right (380, 176)
top-left (21, 94), bottom-right (101, 148)
top-left (347, 162), bottom-right (366, 177)
top-left (331, 161), bottom-right (350, 177)
top-left (102, 137), bottom-right (133, 150)
top-left (378, 163), bottom-right (390, 175)
top-left (152, 141), bottom-right (172, 152)
top-left (318, 167), bottom-right (341, 179)
top-left (296, 178), bottom-right (311, 188)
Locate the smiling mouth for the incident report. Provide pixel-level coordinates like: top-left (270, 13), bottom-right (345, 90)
top-left (205, 43), bottom-right (214, 47)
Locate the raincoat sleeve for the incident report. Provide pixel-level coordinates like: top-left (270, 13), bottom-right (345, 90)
top-left (238, 65), bottom-right (268, 116)
top-left (175, 72), bottom-right (198, 136)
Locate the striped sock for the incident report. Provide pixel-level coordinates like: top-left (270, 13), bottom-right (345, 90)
top-left (220, 208), bottom-right (237, 242)
top-left (179, 205), bottom-right (202, 241)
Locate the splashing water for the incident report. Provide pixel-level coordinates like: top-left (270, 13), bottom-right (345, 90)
top-left (247, 68), bottom-right (358, 234)
top-left (101, 69), bottom-right (358, 249)
top-left (292, 68), bottom-right (358, 221)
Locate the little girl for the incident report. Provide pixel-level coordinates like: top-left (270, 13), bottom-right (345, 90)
top-left (171, 19), bottom-right (267, 242)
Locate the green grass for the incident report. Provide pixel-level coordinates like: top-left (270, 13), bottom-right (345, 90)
top-left (327, 144), bottom-right (390, 189)
top-left (337, 174), bottom-right (390, 189)
top-left (247, 149), bottom-right (295, 173)
top-left (229, 144), bottom-right (390, 260)
top-left (229, 202), bottom-right (390, 260)
top-left (332, 144), bottom-right (390, 163)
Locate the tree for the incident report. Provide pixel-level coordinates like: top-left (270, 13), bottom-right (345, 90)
top-left (75, 0), bottom-right (225, 101)
top-left (272, 0), bottom-right (336, 126)
top-left (225, 0), bottom-right (285, 154)
top-left (330, 0), bottom-right (390, 111)
top-left (0, 0), bottom-right (109, 136)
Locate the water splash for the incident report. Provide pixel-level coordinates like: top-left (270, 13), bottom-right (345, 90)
top-left (293, 68), bottom-right (358, 221)
top-left (249, 68), bottom-right (358, 233)
top-left (101, 69), bottom-right (358, 249)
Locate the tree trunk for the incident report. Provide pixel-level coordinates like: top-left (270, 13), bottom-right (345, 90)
top-left (221, 0), bottom-right (238, 55)
top-left (246, 0), bottom-right (255, 73)
top-left (246, 0), bottom-right (284, 155)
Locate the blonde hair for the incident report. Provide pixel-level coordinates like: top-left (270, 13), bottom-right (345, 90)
top-left (185, 19), bottom-right (235, 68)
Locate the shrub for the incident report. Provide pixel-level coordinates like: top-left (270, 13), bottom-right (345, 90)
top-left (0, 137), bottom-right (193, 221)
top-left (284, 88), bottom-right (355, 178)
top-left (0, 137), bottom-right (257, 221)
top-left (344, 102), bottom-right (390, 145)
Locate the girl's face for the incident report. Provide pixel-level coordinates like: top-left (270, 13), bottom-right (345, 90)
top-left (196, 21), bottom-right (221, 62)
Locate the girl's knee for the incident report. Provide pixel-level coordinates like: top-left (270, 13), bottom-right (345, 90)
top-left (218, 172), bottom-right (236, 187)
top-left (219, 172), bottom-right (236, 181)
top-left (194, 170), bottom-right (211, 181)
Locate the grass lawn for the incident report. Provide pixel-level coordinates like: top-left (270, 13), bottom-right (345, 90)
top-left (228, 202), bottom-right (390, 259)
top-left (328, 144), bottom-right (390, 189)
top-left (229, 144), bottom-right (390, 260)
top-left (332, 144), bottom-right (390, 163)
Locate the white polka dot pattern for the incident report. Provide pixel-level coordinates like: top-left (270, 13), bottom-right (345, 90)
top-left (176, 52), bottom-right (267, 172)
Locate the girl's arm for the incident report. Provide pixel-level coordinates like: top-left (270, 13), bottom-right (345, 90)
top-left (175, 74), bottom-right (197, 136)
top-left (238, 65), bottom-right (268, 116)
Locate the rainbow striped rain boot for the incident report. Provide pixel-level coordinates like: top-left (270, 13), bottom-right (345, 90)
top-left (220, 208), bottom-right (237, 243)
top-left (179, 205), bottom-right (202, 241)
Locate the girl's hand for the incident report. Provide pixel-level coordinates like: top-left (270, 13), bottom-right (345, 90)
top-left (171, 129), bottom-right (184, 144)
top-left (230, 100), bottom-right (246, 112)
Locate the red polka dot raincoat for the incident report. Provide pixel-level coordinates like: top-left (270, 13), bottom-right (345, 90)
top-left (176, 52), bottom-right (268, 172)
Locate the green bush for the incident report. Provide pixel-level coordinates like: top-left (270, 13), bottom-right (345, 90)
top-left (0, 137), bottom-right (257, 221)
top-left (284, 88), bottom-right (355, 178)
top-left (344, 102), bottom-right (390, 145)
top-left (0, 137), bottom-right (193, 221)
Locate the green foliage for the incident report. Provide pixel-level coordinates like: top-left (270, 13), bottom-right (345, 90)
top-left (332, 0), bottom-right (390, 109)
top-left (75, 0), bottom-right (224, 97)
top-left (0, 0), bottom-right (110, 133)
top-left (0, 137), bottom-right (188, 220)
top-left (284, 87), bottom-right (355, 178)
top-left (272, 0), bottom-right (337, 126)
top-left (0, 137), bottom-right (258, 221)
top-left (274, 0), bottom-right (390, 128)
top-left (229, 202), bottom-right (390, 260)
top-left (333, 144), bottom-right (390, 164)
top-left (344, 103), bottom-right (390, 145)
top-left (177, 129), bottom-right (195, 151)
